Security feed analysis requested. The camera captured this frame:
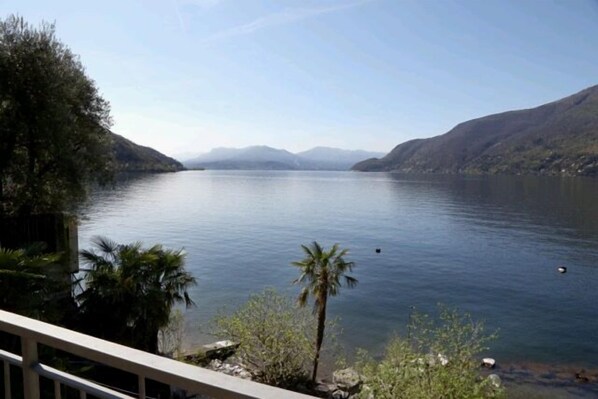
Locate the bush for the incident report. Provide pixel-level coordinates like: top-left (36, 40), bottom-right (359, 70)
top-left (0, 244), bottom-right (70, 322)
top-left (355, 306), bottom-right (504, 399)
top-left (213, 289), bottom-right (317, 389)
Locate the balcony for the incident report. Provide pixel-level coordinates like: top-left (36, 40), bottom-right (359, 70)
top-left (0, 309), bottom-right (317, 399)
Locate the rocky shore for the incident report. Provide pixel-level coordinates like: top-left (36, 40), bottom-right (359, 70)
top-left (182, 341), bottom-right (598, 398)
top-left (492, 362), bottom-right (598, 398)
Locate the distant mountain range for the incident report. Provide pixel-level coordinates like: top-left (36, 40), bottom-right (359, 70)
top-left (182, 146), bottom-right (385, 171)
top-left (353, 85), bottom-right (598, 176)
top-left (111, 132), bottom-right (184, 172)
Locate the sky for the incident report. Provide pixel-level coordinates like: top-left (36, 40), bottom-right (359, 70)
top-left (1, 0), bottom-right (597, 158)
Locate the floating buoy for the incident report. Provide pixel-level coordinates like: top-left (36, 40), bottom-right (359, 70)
top-left (558, 266), bottom-right (567, 273)
top-left (375, 248), bottom-right (381, 253)
top-left (481, 358), bottom-right (496, 369)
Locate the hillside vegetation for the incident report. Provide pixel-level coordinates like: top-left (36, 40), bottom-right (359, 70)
top-left (111, 133), bottom-right (184, 172)
top-left (353, 85), bottom-right (598, 176)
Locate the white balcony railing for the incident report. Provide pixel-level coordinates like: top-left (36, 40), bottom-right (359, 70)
top-left (0, 309), bottom-right (317, 399)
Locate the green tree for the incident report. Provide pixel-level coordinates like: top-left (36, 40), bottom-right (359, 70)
top-left (355, 306), bottom-right (503, 399)
top-left (0, 244), bottom-right (70, 322)
top-left (0, 15), bottom-right (113, 216)
top-left (292, 241), bottom-right (357, 381)
top-left (213, 289), bottom-right (317, 389)
top-left (77, 237), bottom-right (196, 353)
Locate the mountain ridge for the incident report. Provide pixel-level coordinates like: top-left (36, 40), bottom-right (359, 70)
top-left (183, 146), bottom-right (384, 171)
top-left (353, 85), bottom-right (598, 176)
top-left (111, 132), bottom-right (185, 172)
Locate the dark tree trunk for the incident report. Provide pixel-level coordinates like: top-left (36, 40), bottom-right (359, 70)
top-left (148, 327), bottom-right (159, 354)
top-left (312, 293), bottom-right (327, 382)
top-left (136, 321), bottom-right (160, 354)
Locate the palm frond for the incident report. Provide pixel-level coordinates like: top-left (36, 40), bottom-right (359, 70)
top-left (344, 275), bottom-right (358, 288)
top-left (91, 236), bottom-right (119, 256)
top-left (297, 287), bottom-right (309, 308)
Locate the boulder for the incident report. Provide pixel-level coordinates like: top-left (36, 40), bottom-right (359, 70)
top-left (208, 359), bottom-right (223, 370)
top-left (333, 368), bottom-right (362, 395)
top-left (437, 353), bottom-right (449, 366)
top-left (331, 389), bottom-right (350, 399)
top-left (237, 370), bottom-right (252, 380)
top-left (481, 357), bottom-right (496, 369)
top-left (575, 370), bottom-right (590, 383)
top-left (423, 353), bottom-right (449, 367)
top-left (201, 340), bottom-right (239, 360)
top-left (487, 374), bottom-right (501, 389)
top-left (315, 382), bottom-right (337, 396)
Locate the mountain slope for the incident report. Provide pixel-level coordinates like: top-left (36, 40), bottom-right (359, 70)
top-left (183, 146), bottom-right (383, 170)
top-left (183, 146), bottom-right (299, 170)
top-left (111, 133), bottom-right (184, 172)
top-left (353, 85), bottom-right (598, 176)
top-left (297, 147), bottom-right (385, 169)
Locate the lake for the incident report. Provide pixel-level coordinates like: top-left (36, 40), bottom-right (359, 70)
top-left (79, 171), bottom-right (598, 393)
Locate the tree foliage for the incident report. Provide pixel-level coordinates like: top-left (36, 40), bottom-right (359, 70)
top-left (213, 289), bottom-right (317, 389)
top-left (0, 244), bottom-right (71, 322)
top-left (355, 306), bottom-right (503, 399)
top-left (77, 237), bottom-right (196, 354)
top-left (0, 15), bottom-right (113, 216)
top-left (292, 241), bottom-right (357, 381)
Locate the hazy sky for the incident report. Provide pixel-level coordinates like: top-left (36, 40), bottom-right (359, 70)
top-left (1, 0), bottom-right (597, 157)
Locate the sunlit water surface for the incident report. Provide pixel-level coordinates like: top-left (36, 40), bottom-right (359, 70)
top-left (79, 171), bottom-right (598, 394)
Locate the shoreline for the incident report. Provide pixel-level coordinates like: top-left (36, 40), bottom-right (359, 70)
top-left (185, 336), bottom-right (598, 398)
top-left (492, 361), bottom-right (598, 398)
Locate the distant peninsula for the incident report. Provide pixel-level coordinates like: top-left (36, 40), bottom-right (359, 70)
top-left (182, 146), bottom-right (384, 171)
top-left (111, 132), bottom-right (185, 173)
top-left (353, 85), bottom-right (598, 176)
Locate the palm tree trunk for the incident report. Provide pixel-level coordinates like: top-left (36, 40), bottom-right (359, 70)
top-left (149, 328), bottom-right (159, 354)
top-left (312, 294), bottom-right (327, 382)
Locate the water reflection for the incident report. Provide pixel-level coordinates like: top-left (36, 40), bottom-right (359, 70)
top-left (383, 173), bottom-right (598, 243)
top-left (78, 171), bottom-right (598, 372)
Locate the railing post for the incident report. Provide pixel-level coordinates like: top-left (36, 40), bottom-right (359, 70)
top-left (3, 360), bottom-right (11, 399)
top-left (54, 380), bottom-right (62, 399)
top-left (21, 337), bottom-right (40, 399)
top-left (138, 374), bottom-right (146, 399)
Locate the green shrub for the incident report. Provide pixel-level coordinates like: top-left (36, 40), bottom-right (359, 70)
top-left (0, 244), bottom-right (69, 322)
top-left (213, 289), bottom-right (316, 389)
top-left (355, 306), bottom-right (504, 399)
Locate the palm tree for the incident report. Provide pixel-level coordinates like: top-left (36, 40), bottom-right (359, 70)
top-left (292, 241), bottom-right (357, 381)
top-left (0, 244), bottom-right (66, 321)
top-left (78, 237), bottom-right (196, 353)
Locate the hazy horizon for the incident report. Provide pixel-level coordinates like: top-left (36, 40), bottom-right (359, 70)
top-left (173, 144), bottom-right (386, 161)
top-left (2, 0), bottom-right (597, 157)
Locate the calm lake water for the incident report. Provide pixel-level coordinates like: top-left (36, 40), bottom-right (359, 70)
top-left (79, 171), bottom-right (598, 373)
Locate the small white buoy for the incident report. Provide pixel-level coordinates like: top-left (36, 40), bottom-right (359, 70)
top-left (557, 266), bottom-right (567, 273)
top-left (481, 358), bottom-right (496, 369)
